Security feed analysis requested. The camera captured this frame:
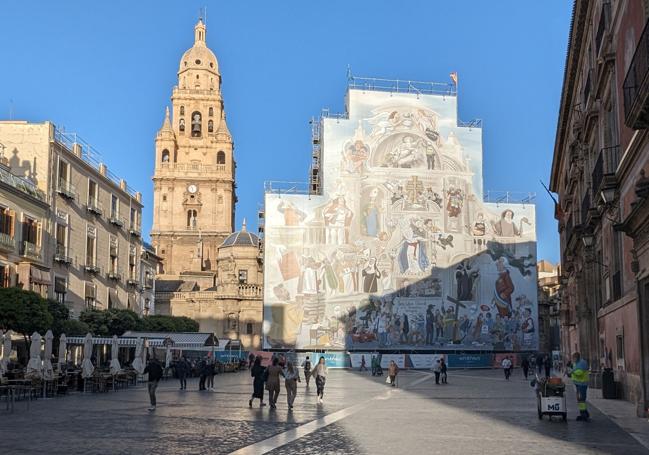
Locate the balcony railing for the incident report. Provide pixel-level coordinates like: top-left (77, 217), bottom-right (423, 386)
top-left (56, 179), bottom-right (77, 200)
top-left (591, 145), bottom-right (620, 196)
top-left (86, 200), bottom-right (103, 216)
top-left (109, 215), bottom-right (125, 227)
top-left (0, 232), bottom-right (15, 252)
top-left (107, 270), bottom-right (122, 281)
top-left (54, 244), bottom-right (73, 264)
top-left (21, 241), bottom-right (42, 260)
top-left (623, 19), bottom-right (649, 128)
top-left (129, 223), bottom-right (141, 237)
top-left (158, 162), bottom-right (227, 173)
top-left (84, 262), bottom-right (101, 274)
top-left (0, 166), bottom-right (47, 202)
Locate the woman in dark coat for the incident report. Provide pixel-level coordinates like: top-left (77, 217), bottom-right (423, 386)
top-left (249, 356), bottom-right (267, 408)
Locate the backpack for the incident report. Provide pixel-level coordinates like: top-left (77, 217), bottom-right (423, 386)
top-left (304, 360), bottom-right (311, 371)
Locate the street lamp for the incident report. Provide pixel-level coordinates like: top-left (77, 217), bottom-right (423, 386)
top-left (582, 233), bottom-right (595, 248)
top-left (600, 187), bottom-right (617, 205)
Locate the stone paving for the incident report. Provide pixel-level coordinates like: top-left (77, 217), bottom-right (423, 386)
top-left (1, 368), bottom-right (648, 454)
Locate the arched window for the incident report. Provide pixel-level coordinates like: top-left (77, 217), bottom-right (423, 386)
top-left (179, 106), bottom-right (185, 116)
top-left (216, 151), bottom-right (226, 164)
top-left (191, 111), bottom-right (202, 137)
top-left (187, 210), bottom-right (197, 229)
top-left (227, 313), bottom-right (238, 331)
top-left (208, 107), bottom-right (214, 116)
top-left (208, 120), bottom-right (214, 133)
top-left (179, 118), bottom-right (185, 132)
top-left (161, 150), bottom-right (169, 162)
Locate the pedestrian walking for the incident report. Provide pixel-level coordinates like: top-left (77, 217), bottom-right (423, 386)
top-left (175, 356), bottom-right (190, 390)
top-left (568, 352), bottom-right (590, 422)
top-left (206, 357), bottom-right (216, 391)
top-left (302, 356), bottom-right (312, 387)
top-left (283, 361), bottom-right (301, 409)
top-left (536, 354), bottom-right (543, 375)
top-left (266, 357), bottom-right (283, 409)
top-left (440, 358), bottom-right (448, 384)
top-left (388, 360), bottom-right (399, 387)
top-left (543, 355), bottom-right (552, 377)
top-left (312, 356), bottom-right (328, 403)
top-left (249, 356), bottom-right (266, 408)
top-left (248, 352), bottom-right (255, 370)
top-left (501, 356), bottom-right (512, 380)
top-left (143, 357), bottom-right (163, 411)
top-left (198, 358), bottom-right (207, 391)
top-left (360, 355), bottom-right (368, 372)
top-left (521, 356), bottom-right (530, 380)
top-left (433, 359), bottom-right (441, 385)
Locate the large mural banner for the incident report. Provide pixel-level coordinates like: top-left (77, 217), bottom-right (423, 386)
top-left (263, 88), bottom-right (538, 351)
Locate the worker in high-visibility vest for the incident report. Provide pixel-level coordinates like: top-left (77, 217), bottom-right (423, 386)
top-left (568, 352), bottom-right (590, 421)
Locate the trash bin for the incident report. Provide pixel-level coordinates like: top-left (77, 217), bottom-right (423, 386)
top-left (602, 368), bottom-right (617, 399)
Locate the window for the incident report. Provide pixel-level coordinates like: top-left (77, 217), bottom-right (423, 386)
top-left (208, 107), bottom-right (214, 116)
top-left (161, 150), bottom-right (170, 163)
top-left (162, 194), bottom-right (167, 202)
top-left (109, 236), bottom-right (118, 273)
top-left (130, 207), bottom-right (138, 230)
top-left (616, 333), bottom-right (625, 368)
top-left (179, 118), bottom-right (185, 132)
top-left (191, 111), bottom-right (202, 137)
top-left (238, 269), bottom-right (248, 284)
top-left (246, 322), bottom-right (253, 335)
top-left (55, 223), bottom-right (67, 255)
top-left (86, 226), bottom-right (97, 267)
top-left (22, 216), bottom-right (38, 245)
top-left (58, 159), bottom-right (69, 189)
top-left (216, 151), bottom-right (226, 165)
top-left (208, 120), bottom-right (214, 133)
top-left (129, 246), bottom-right (137, 280)
top-left (187, 210), bottom-right (197, 228)
top-left (111, 195), bottom-right (119, 219)
top-left (179, 106), bottom-right (185, 116)
top-left (0, 264), bottom-right (10, 288)
top-left (55, 277), bottom-right (66, 303)
top-left (88, 180), bottom-right (98, 205)
top-left (227, 313), bottom-right (238, 331)
top-left (0, 206), bottom-right (14, 238)
top-left (85, 282), bottom-right (96, 309)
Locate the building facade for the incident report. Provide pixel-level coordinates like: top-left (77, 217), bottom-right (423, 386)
top-left (537, 260), bottom-right (561, 355)
top-left (151, 19), bottom-right (263, 350)
top-left (0, 121), bottom-right (144, 317)
top-left (263, 78), bottom-right (539, 352)
top-left (551, 0), bottom-right (649, 416)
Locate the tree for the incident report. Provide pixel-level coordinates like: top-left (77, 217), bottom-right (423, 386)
top-left (59, 319), bottom-right (90, 336)
top-left (140, 315), bottom-right (199, 332)
top-left (47, 299), bottom-right (71, 337)
top-left (105, 309), bottom-right (140, 336)
top-left (79, 309), bottom-right (110, 336)
top-left (0, 288), bottom-right (53, 342)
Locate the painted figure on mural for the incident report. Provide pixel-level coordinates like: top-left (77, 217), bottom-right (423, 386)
top-left (323, 196), bottom-right (353, 245)
top-left (362, 188), bottom-right (382, 237)
top-left (446, 187), bottom-right (464, 218)
top-left (343, 139), bottom-right (370, 174)
top-left (277, 200), bottom-right (307, 226)
top-left (472, 212), bottom-right (486, 236)
top-left (319, 257), bottom-right (339, 297)
top-left (298, 256), bottom-right (319, 296)
top-left (362, 257), bottom-right (381, 293)
top-left (521, 307), bottom-right (535, 347)
top-left (493, 257), bottom-right (515, 317)
top-left (455, 259), bottom-right (479, 301)
top-left (397, 218), bottom-right (429, 274)
top-left (492, 209), bottom-right (531, 237)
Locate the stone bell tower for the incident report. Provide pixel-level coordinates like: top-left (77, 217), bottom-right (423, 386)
top-left (151, 18), bottom-right (236, 276)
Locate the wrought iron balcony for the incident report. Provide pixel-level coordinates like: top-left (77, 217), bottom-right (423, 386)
top-left (84, 262), bottom-right (101, 274)
top-left (54, 244), bottom-right (73, 264)
top-left (86, 200), bottom-right (103, 216)
top-left (109, 215), bottom-right (124, 227)
top-left (126, 277), bottom-right (139, 287)
top-left (623, 19), bottom-right (649, 128)
top-left (21, 241), bottom-right (42, 260)
top-left (56, 179), bottom-right (77, 200)
top-left (591, 145), bottom-right (620, 197)
top-left (0, 232), bottom-right (15, 252)
top-left (107, 269), bottom-right (122, 281)
top-left (129, 223), bottom-right (141, 237)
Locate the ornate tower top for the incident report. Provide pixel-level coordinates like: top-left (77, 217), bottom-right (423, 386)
top-left (178, 18), bottom-right (220, 82)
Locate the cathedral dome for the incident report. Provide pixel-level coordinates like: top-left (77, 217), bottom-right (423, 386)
top-left (220, 220), bottom-right (259, 249)
top-left (178, 19), bottom-right (220, 76)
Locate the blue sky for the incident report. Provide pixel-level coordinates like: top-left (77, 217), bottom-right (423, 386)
top-left (0, 1), bottom-right (571, 263)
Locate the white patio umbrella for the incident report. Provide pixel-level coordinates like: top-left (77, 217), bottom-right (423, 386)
top-left (26, 331), bottom-right (43, 378)
top-left (165, 344), bottom-right (172, 369)
top-left (43, 330), bottom-right (54, 380)
top-left (109, 335), bottom-right (121, 375)
top-left (0, 330), bottom-right (9, 375)
top-left (81, 333), bottom-right (95, 378)
top-left (57, 334), bottom-right (67, 371)
top-left (131, 337), bottom-right (144, 374)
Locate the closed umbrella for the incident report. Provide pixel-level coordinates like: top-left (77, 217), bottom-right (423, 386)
top-left (165, 344), bottom-right (172, 369)
top-left (81, 333), bottom-right (94, 378)
top-left (57, 334), bottom-right (67, 371)
top-left (26, 331), bottom-right (43, 378)
top-left (110, 335), bottom-right (121, 375)
top-left (0, 330), bottom-right (10, 375)
top-left (43, 330), bottom-right (54, 380)
top-left (132, 338), bottom-right (144, 374)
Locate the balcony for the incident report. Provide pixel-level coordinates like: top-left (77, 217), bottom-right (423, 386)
top-left (21, 241), bottom-right (42, 260)
top-left (86, 200), bottom-right (103, 216)
top-left (84, 262), bottom-right (101, 275)
top-left (54, 245), bottom-right (73, 265)
top-left (591, 145), bottom-right (620, 197)
top-left (109, 215), bottom-right (124, 228)
top-left (143, 278), bottom-right (154, 289)
top-left (623, 19), bottom-right (649, 128)
top-left (126, 277), bottom-right (139, 287)
top-left (107, 270), bottom-right (122, 281)
top-left (56, 180), bottom-right (77, 201)
top-left (0, 232), bottom-right (15, 252)
top-left (129, 223), bottom-right (141, 237)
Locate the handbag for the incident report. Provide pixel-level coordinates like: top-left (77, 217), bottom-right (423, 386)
top-left (385, 375), bottom-right (391, 384)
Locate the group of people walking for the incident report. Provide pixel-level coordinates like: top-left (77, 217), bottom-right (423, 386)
top-left (249, 355), bottom-right (328, 409)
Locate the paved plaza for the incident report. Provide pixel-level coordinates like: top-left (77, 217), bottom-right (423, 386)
top-left (2, 369), bottom-right (648, 455)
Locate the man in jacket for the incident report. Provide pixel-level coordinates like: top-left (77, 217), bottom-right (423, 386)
top-left (143, 358), bottom-right (163, 411)
top-left (175, 357), bottom-right (190, 390)
top-left (568, 352), bottom-right (590, 421)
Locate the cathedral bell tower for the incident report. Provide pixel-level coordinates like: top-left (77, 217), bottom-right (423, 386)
top-left (151, 18), bottom-right (236, 276)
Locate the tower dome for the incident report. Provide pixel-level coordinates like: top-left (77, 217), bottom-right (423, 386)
top-left (219, 220), bottom-right (259, 249)
top-left (178, 19), bottom-right (220, 78)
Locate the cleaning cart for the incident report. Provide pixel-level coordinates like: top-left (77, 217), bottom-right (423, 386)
top-left (532, 375), bottom-right (567, 421)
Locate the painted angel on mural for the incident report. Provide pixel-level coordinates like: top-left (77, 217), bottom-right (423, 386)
top-left (323, 196), bottom-right (353, 245)
top-left (342, 140), bottom-right (370, 174)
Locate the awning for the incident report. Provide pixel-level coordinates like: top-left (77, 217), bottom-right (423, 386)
top-left (122, 331), bottom-right (217, 348)
top-left (108, 289), bottom-right (118, 307)
top-left (66, 336), bottom-right (165, 347)
top-left (54, 277), bottom-right (66, 293)
top-left (30, 266), bottom-right (51, 285)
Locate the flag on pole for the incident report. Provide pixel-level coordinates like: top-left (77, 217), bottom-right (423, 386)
top-left (450, 72), bottom-right (458, 85)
